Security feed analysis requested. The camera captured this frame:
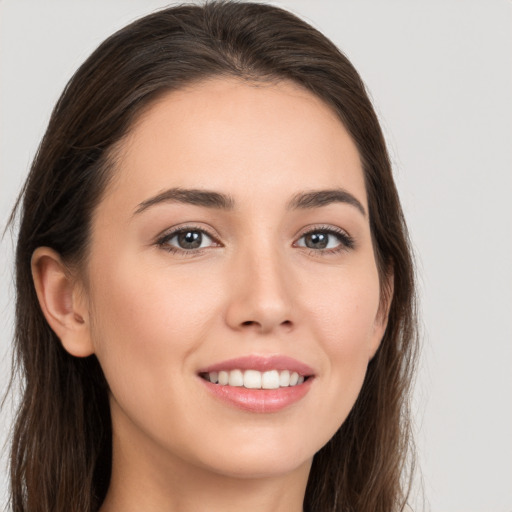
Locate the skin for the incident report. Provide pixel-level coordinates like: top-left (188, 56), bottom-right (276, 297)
top-left (32, 78), bottom-right (391, 512)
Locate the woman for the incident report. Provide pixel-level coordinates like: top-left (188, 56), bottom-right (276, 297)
top-left (7, 2), bottom-right (418, 511)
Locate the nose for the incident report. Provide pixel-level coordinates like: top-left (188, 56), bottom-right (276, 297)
top-left (224, 243), bottom-right (295, 335)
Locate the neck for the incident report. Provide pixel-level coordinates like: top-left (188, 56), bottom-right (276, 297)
top-left (99, 415), bottom-right (311, 512)
top-left (101, 466), bottom-right (310, 512)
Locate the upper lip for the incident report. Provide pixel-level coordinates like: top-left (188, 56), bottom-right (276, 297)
top-left (198, 355), bottom-right (315, 376)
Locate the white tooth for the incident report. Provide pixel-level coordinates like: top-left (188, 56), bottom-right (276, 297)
top-left (218, 370), bottom-right (229, 385)
top-left (244, 370), bottom-right (262, 389)
top-left (262, 370), bottom-right (280, 389)
top-left (229, 369), bottom-right (244, 387)
top-left (289, 372), bottom-right (299, 386)
top-left (297, 375), bottom-right (305, 385)
top-left (279, 370), bottom-right (290, 387)
top-left (209, 371), bottom-right (219, 384)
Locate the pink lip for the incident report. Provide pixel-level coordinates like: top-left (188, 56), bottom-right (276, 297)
top-left (198, 355), bottom-right (314, 376)
top-left (200, 378), bottom-right (313, 413)
top-left (198, 355), bottom-right (315, 413)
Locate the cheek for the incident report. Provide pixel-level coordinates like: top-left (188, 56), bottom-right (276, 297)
top-left (306, 264), bottom-right (381, 355)
top-left (84, 254), bottom-right (231, 457)
top-left (302, 266), bottom-right (381, 426)
top-left (86, 254), bottom-right (219, 398)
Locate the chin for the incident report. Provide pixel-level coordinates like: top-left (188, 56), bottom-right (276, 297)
top-left (187, 430), bottom-right (322, 480)
top-left (202, 452), bottom-right (313, 480)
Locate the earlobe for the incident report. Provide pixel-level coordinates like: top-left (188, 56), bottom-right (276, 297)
top-left (31, 247), bottom-right (94, 357)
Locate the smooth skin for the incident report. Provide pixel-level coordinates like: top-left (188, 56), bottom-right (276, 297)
top-left (32, 78), bottom-right (391, 512)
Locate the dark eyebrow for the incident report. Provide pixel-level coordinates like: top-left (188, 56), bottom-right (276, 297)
top-left (134, 187), bottom-right (235, 215)
top-left (287, 189), bottom-right (366, 217)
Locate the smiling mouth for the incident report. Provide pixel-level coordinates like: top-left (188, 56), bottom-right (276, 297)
top-left (199, 369), bottom-right (311, 389)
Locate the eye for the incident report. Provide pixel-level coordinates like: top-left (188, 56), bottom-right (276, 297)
top-left (295, 228), bottom-right (354, 252)
top-left (157, 227), bottom-right (218, 252)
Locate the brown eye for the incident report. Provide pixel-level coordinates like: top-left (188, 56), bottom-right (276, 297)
top-left (177, 230), bottom-right (203, 249)
top-left (296, 228), bottom-right (354, 252)
top-left (161, 229), bottom-right (216, 251)
top-left (303, 232), bottom-right (329, 249)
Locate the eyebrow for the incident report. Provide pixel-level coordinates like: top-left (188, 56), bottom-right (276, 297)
top-left (134, 187), bottom-right (235, 214)
top-left (287, 189), bottom-right (366, 216)
top-left (134, 186), bottom-right (366, 217)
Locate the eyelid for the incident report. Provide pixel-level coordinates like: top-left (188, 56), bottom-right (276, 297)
top-left (154, 223), bottom-right (354, 256)
top-left (155, 224), bottom-right (222, 254)
top-left (293, 224), bottom-right (355, 252)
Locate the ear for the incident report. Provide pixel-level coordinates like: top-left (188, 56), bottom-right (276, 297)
top-left (369, 270), bottom-right (394, 359)
top-left (31, 247), bottom-right (94, 357)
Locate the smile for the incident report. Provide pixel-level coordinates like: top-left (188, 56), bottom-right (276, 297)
top-left (200, 369), bottom-right (307, 389)
top-left (198, 355), bottom-right (314, 413)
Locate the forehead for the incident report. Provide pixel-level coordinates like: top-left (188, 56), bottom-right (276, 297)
top-left (102, 77), bottom-right (366, 212)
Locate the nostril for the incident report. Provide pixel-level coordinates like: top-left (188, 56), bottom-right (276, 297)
top-left (241, 320), bottom-right (292, 328)
top-left (237, 318), bottom-right (293, 332)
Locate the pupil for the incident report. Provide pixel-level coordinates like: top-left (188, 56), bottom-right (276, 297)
top-left (306, 232), bottom-right (328, 249)
top-left (178, 231), bottom-right (202, 249)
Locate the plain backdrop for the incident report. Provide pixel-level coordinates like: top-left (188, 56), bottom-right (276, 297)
top-left (1, 1), bottom-right (511, 511)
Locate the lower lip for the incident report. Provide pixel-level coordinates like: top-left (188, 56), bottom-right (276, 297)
top-left (200, 378), bottom-right (313, 413)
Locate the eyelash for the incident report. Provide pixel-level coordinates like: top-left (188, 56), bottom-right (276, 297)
top-left (295, 225), bottom-right (355, 255)
top-left (156, 225), bottom-right (219, 256)
top-left (155, 224), bottom-right (355, 256)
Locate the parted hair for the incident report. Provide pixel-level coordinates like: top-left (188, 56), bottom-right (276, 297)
top-left (7, 2), bottom-right (418, 511)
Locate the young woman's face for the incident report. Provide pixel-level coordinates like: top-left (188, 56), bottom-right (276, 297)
top-left (84, 78), bottom-right (388, 480)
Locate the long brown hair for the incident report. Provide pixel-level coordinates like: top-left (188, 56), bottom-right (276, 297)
top-left (7, 2), bottom-right (418, 511)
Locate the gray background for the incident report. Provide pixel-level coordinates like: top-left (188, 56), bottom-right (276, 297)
top-left (1, 1), bottom-right (511, 511)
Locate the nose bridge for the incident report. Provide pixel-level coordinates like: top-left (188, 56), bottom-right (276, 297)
top-left (225, 231), bottom-right (295, 333)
